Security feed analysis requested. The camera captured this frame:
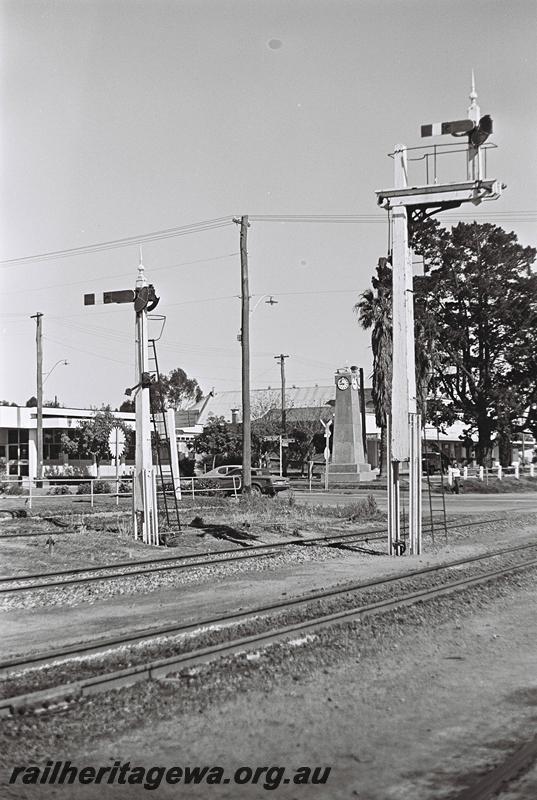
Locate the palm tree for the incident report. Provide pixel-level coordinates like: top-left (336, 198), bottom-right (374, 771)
top-left (354, 259), bottom-right (392, 476)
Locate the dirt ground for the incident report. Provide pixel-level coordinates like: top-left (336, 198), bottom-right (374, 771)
top-left (2, 579), bottom-right (536, 800)
top-left (2, 512), bottom-right (537, 799)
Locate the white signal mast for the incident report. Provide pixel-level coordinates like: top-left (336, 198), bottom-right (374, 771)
top-left (376, 76), bottom-right (504, 557)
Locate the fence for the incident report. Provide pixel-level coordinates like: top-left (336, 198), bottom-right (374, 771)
top-left (447, 463), bottom-right (535, 485)
top-left (0, 474), bottom-right (242, 508)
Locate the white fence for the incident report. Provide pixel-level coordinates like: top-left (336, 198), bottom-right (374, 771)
top-left (447, 463), bottom-right (535, 485)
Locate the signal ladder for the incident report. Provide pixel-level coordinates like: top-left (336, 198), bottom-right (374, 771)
top-left (148, 339), bottom-right (182, 532)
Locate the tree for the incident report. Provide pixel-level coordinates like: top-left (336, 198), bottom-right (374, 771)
top-left (357, 221), bottom-right (537, 467)
top-left (354, 258), bottom-right (392, 475)
top-left (1, 400), bottom-right (18, 407)
top-left (25, 397), bottom-right (38, 407)
top-left (192, 416), bottom-right (242, 469)
top-left (157, 368), bottom-right (202, 410)
top-left (417, 222), bottom-right (536, 465)
top-left (60, 407), bottom-right (133, 476)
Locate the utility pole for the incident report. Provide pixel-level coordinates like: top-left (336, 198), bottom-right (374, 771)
top-left (236, 215), bottom-right (251, 494)
top-left (30, 313), bottom-right (43, 483)
top-left (274, 354), bottom-right (289, 476)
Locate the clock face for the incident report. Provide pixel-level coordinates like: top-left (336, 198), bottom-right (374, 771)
top-left (337, 376), bottom-right (350, 391)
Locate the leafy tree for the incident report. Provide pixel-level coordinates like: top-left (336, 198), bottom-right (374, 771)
top-left (358, 221), bottom-right (537, 467)
top-left (418, 222), bottom-right (536, 465)
top-left (25, 397), bottom-right (38, 407)
top-left (60, 407), bottom-right (133, 476)
top-left (192, 416), bottom-right (242, 469)
top-left (157, 368), bottom-right (202, 410)
top-left (1, 400), bottom-right (18, 407)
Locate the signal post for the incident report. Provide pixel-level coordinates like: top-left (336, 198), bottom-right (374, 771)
top-left (84, 258), bottom-right (160, 545)
top-left (376, 80), bottom-right (503, 556)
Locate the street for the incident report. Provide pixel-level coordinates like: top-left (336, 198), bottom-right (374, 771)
top-left (293, 489), bottom-right (537, 516)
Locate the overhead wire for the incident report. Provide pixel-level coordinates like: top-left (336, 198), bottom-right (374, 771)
top-left (2, 210), bottom-right (534, 268)
top-left (1, 253), bottom-right (239, 296)
top-left (0, 217), bottom-right (234, 268)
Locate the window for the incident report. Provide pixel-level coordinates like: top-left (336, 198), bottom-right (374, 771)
top-left (43, 430), bottom-right (63, 461)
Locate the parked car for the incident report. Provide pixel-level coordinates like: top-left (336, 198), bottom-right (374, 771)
top-left (422, 452), bottom-right (450, 475)
top-left (202, 465), bottom-right (290, 496)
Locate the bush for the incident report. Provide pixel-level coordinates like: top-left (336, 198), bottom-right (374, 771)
top-left (76, 480), bottom-right (112, 495)
top-left (47, 485), bottom-right (72, 495)
top-left (0, 482), bottom-right (25, 496)
top-left (93, 480), bottom-right (112, 494)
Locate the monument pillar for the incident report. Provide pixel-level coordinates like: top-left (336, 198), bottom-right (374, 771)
top-left (328, 366), bottom-right (376, 484)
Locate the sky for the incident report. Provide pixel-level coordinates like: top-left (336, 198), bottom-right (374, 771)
top-left (1, 0), bottom-right (536, 410)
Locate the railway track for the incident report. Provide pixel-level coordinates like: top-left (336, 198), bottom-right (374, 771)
top-left (0, 517), bottom-right (515, 594)
top-left (1, 540), bottom-right (536, 717)
top-left (452, 733), bottom-right (537, 799)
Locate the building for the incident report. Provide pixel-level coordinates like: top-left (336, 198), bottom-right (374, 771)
top-left (0, 405), bottom-right (135, 481)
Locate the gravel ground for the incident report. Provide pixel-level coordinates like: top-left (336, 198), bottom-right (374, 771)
top-left (1, 567), bottom-right (536, 799)
top-left (0, 511), bottom-right (535, 613)
top-left (1, 540), bottom-right (537, 701)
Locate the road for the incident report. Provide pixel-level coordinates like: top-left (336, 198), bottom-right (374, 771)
top-left (293, 489), bottom-right (537, 516)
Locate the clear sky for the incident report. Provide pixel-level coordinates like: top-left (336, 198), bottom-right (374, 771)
top-left (1, 0), bottom-right (536, 409)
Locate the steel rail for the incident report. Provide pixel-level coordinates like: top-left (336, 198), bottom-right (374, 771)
top-left (452, 733), bottom-right (537, 800)
top-left (1, 540), bottom-right (536, 676)
top-left (2, 551), bottom-right (536, 717)
top-left (0, 516), bottom-right (516, 593)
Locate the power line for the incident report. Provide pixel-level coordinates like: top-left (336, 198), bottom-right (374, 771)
top-left (1, 252), bottom-right (239, 296)
top-left (2, 210), bottom-right (534, 268)
top-left (42, 336), bottom-right (132, 367)
top-left (0, 217), bottom-right (234, 268)
top-left (251, 211), bottom-right (537, 223)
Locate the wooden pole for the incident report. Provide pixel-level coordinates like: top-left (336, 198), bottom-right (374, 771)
top-left (275, 354), bottom-right (289, 475)
top-left (239, 215), bottom-right (251, 494)
top-left (31, 313), bottom-right (44, 483)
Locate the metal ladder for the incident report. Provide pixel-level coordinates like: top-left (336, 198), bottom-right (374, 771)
top-left (148, 339), bottom-right (181, 532)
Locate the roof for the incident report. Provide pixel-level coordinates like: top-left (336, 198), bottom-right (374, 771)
top-left (0, 405), bottom-right (135, 430)
top-left (192, 385), bottom-right (373, 425)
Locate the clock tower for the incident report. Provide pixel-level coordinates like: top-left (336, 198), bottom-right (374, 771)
top-left (328, 366), bottom-right (375, 484)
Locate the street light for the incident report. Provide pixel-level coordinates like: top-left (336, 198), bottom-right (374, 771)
top-left (43, 360), bottom-right (69, 384)
top-left (236, 296), bottom-right (278, 342)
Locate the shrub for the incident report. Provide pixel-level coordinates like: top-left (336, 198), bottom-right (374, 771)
top-left (76, 480), bottom-right (112, 495)
top-left (0, 482), bottom-right (25, 496)
top-left (47, 485), bottom-right (72, 495)
top-left (93, 480), bottom-right (112, 494)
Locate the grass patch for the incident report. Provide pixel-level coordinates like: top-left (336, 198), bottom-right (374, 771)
top-left (457, 476), bottom-right (537, 494)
